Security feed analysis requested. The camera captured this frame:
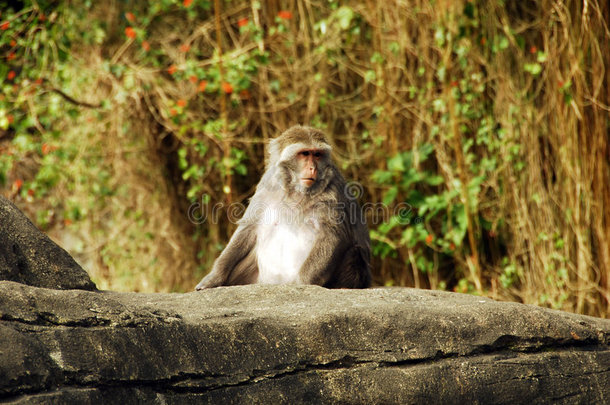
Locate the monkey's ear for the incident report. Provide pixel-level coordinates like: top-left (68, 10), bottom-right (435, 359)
top-left (267, 138), bottom-right (282, 167)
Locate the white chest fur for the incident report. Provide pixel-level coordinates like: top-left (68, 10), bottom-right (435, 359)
top-left (256, 205), bottom-right (318, 284)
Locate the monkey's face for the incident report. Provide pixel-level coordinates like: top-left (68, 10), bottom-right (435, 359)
top-left (277, 148), bottom-right (330, 196)
top-left (296, 149), bottom-right (325, 188)
top-left (284, 146), bottom-right (333, 196)
top-left (269, 126), bottom-right (333, 196)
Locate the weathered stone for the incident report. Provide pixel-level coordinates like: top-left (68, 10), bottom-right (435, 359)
top-left (0, 281), bottom-right (608, 404)
top-left (0, 198), bottom-right (608, 403)
top-left (0, 196), bottom-right (95, 290)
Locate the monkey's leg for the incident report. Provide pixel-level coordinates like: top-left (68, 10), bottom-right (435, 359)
top-left (225, 249), bottom-right (258, 285)
top-left (298, 230), bottom-right (348, 287)
top-left (325, 245), bottom-right (371, 289)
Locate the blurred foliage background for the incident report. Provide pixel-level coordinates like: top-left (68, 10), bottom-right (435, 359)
top-left (1, 0), bottom-right (608, 317)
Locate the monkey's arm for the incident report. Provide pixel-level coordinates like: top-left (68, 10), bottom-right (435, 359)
top-left (195, 223), bottom-right (257, 290)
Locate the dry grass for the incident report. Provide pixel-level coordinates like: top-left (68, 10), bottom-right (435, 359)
top-left (4, 0), bottom-right (608, 316)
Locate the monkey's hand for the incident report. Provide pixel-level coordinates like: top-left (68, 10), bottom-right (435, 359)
top-left (194, 272), bottom-right (224, 290)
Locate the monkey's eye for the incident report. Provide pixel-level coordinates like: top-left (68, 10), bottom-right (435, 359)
top-left (300, 151), bottom-right (310, 157)
top-left (313, 151), bottom-right (323, 158)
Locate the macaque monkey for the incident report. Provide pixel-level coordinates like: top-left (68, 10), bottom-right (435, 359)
top-left (195, 125), bottom-right (371, 289)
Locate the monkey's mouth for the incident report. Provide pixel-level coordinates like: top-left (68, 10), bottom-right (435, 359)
top-left (301, 178), bottom-right (316, 187)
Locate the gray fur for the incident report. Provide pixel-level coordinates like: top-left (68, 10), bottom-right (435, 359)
top-left (195, 126), bottom-right (371, 290)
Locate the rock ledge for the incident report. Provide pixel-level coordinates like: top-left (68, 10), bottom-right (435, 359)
top-left (1, 282), bottom-right (608, 404)
top-left (0, 195), bottom-right (608, 404)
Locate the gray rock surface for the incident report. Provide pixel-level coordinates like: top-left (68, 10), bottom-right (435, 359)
top-left (0, 196), bottom-right (608, 403)
top-left (0, 281), bottom-right (608, 404)
top-left (0, 196), bottom-right (95, 290)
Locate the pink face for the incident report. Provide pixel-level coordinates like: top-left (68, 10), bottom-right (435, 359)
top-left (297, 149), bottom-right (325, 188)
